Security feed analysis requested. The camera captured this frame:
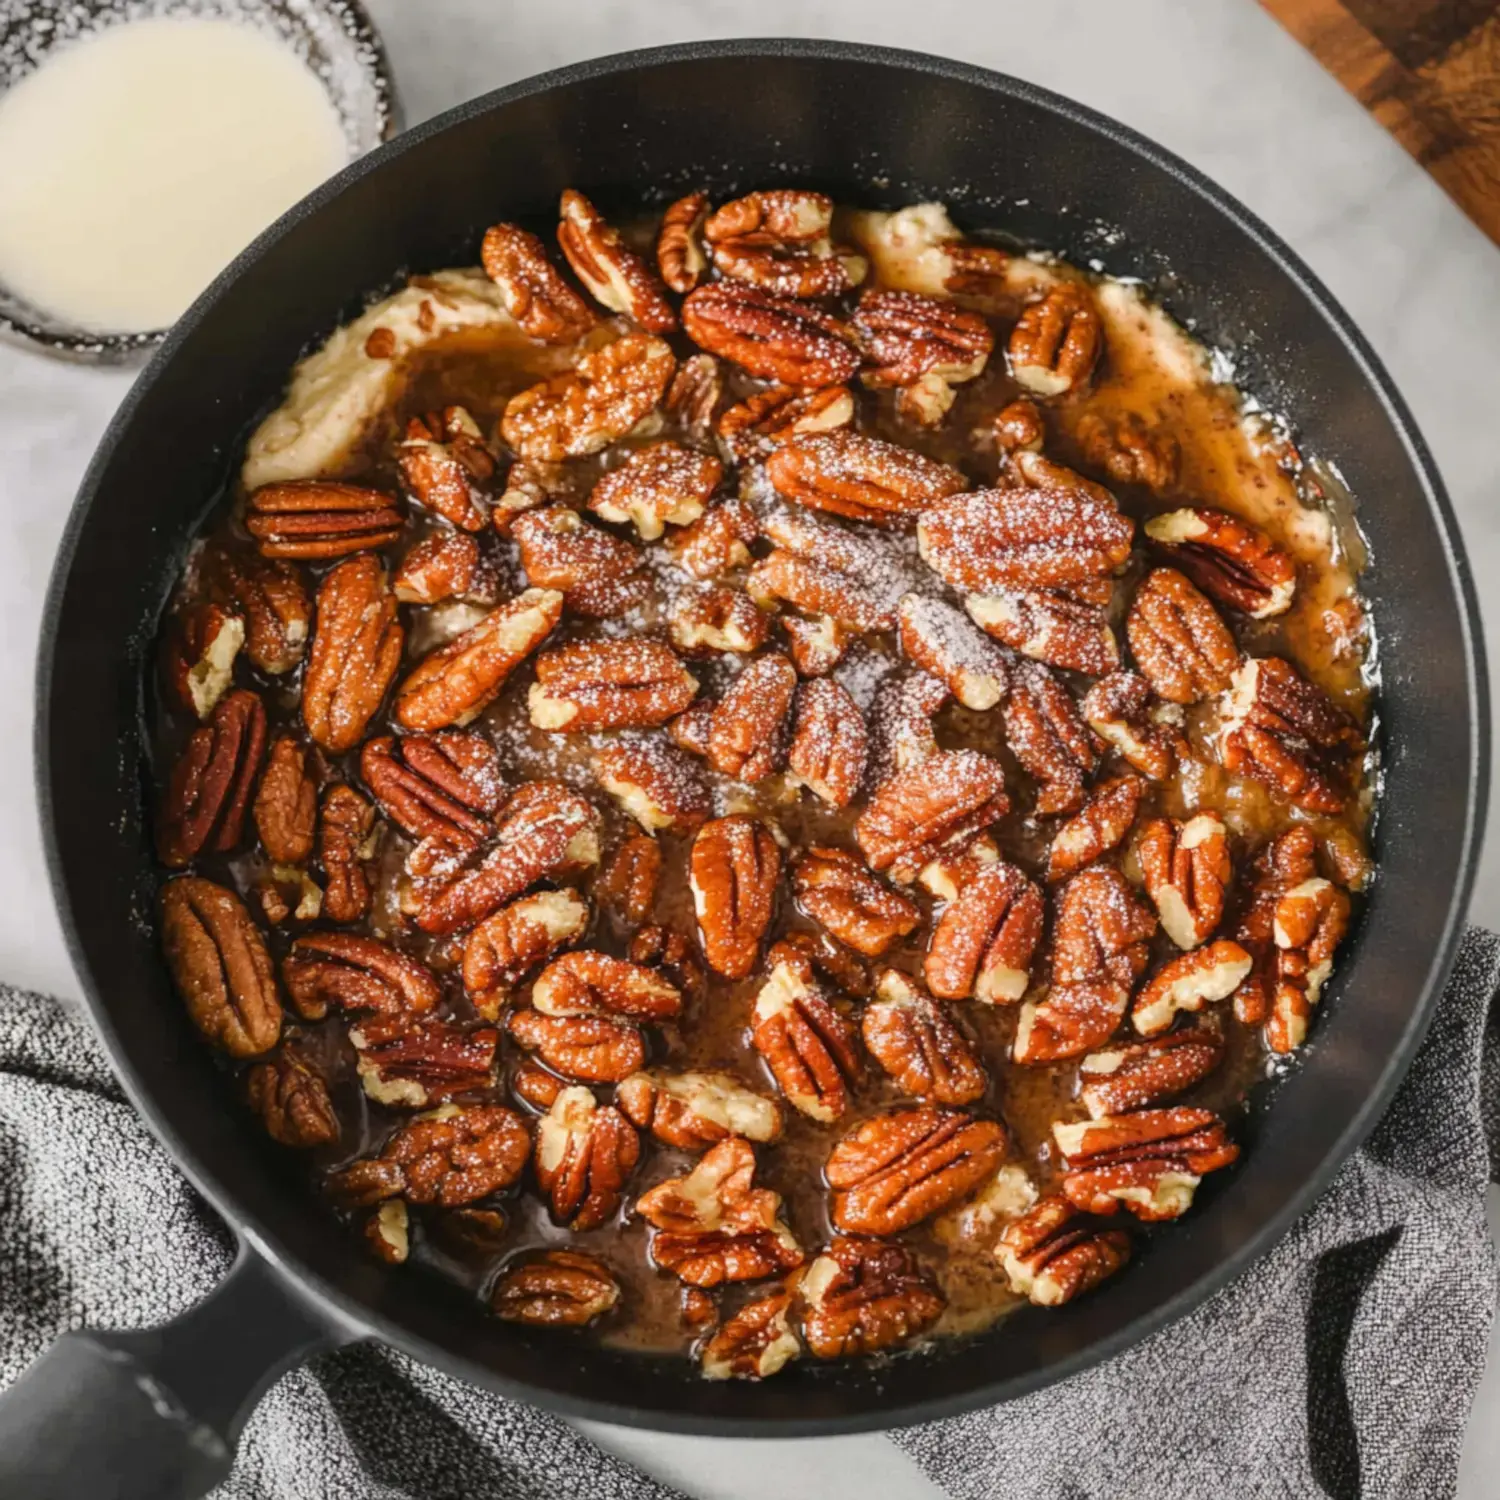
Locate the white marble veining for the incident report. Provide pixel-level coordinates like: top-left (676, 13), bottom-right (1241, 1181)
top-left (1, 0), bottom-right (1497, 1493)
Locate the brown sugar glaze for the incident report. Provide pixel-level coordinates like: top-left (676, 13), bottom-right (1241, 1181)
top-left (154, 205), bottom-right (1377, 1359)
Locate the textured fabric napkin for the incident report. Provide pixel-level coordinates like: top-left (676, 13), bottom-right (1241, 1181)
top-left (2, 928), bottom-right (1498, 1499)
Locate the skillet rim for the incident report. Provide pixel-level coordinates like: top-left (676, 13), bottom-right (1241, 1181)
top-left (35, 37), bottom-right (1491, 1434)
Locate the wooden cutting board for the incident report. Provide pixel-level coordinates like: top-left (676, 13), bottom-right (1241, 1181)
top-left (1260, 0), bottom-right (1500, 244)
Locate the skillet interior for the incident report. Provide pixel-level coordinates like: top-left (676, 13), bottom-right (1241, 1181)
top-left (37, 41), bottom-right (1487, 1432)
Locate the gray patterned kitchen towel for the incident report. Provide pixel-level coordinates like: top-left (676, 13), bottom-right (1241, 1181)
top-left (2, 927), bottom-right (1498, 1500)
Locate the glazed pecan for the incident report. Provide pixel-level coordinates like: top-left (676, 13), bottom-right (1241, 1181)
top-left (1323, 824), bottom-right (1375, 893)
top-left (589, 440), bottom-right (720, 541)
top-left (156, 688), bottom-right (266, 867)
top-left (1219, 657), bottom-right (1360, 814)
top-left (1075, 410), bottom-right (1179, 494)
top-left (428, 1205), bottom-right (512, 1259)
top-left (1046, 774), bottom-right (1146, 884)
top-left (349, 1014), bottom-right (499, 1108)
top-left (776, 927), bottom-right (873, 1000)
top-left (1132, 940), bottom-right (1253, 1037)
top-left (704, 188), bottom-right (834, 245)
top-left (617, 1070), bottom-right (782, 1150)
top-left (668, 701), bottom-right (716, 758)
top-left (416, 781), bottom-right (600, 934)
top-left (856, 748), bottom-right (1010, 883)
top-left (668, 587), bottom-right (768, 657)
top-left (792, 847), bottom-right (920, 956)
top-left (800, 1236), bottom-right (945, 1359)
top-left (282, 931), bottom-right (440, 1020)
top-left (480, 221), bottom-right (597, 342)
top-left (826, 1107), bottom-right (1008, 1235)
top-left (706, 653), bottom-right (797, 782)
top-left (302, 555), bottom-right (403, 752)
top-left (628, 923), bottom-right (708, 1006)
top-left (557, 189), bottom-right (677, 332)
top-left (756, 503), bottom-right (906, 627)
top-left (160, 877), bottom-right (281, 1058)
top-left (534, 1085), bottom-right (641, 1230)
top-left (245, 1046), bottom-right (337, 1147)
top-left (681, 281), bottom-right (860, 388)
top-left (531, 950), bottom-right (682, 1021)
top-left (967, 588), bottom-right (1120, 677)
top-left (510, 1063), bottom-right (564, 1112)
top-left (492, 1249), bottom-right (620, 1326)
top-left (1233, 827), bottom-right (1320, 1029)
top-left (656, 190), bottom-right (710, 294)
top-left (1136, 813), bottom-right (1232, 949)
top-left (596, 833), bottom-right (662, 926)
top-left (636, 1137), bottom-right (803, 1287)
top-left (997, 1196), bottom-right (1131, 1306)
top-left (1079, 1028), bottom-right (1226, 1118)
top-left (361, 729), bottom-right (502, 864)
top-left (896, 594), bottom-right (1009, 710)
top-left (663, 352), bottom-right (723, 441)
top-left (393, 530), bottom-right (491, 606)
top-left (398, 407), bottom-right (494, 531)
top-left (700, 1289), bottom-right (800, 1381)
top-left (162, 602), bottom-right (244, 719)
top-left (787, 680), bottom-right (868, 808)
top-left (364, 1201), bottom-right (409, 1264)
top-left (865, 671), bottom-right (949, 786)
top-left (1053, 1106), bottom-right (1239, 1222)
top-left (530, 638), bottom-right (698, 731)
top-left (704, 188), bottom-right (867, 298)
top-left (1002, 662), bottom-right (1102, 815)
top-left (746, 550), bottom-right (889, 635)
top-left (1145, 507), bottom-right (1297, 618)
top-left (1081, 672), bottom-right (1182, 782)
top-left (210, 552), bottom-right (310, 676)
top-left (1126, 568), bottom-right (1239, 704)
top-left (781, 614), bottom-right (854, 678)
top-left (513, 507), bottom-right (649, 617)
top-left (752, 944), bottom-right (861, 1123)
top-left (501, 332), bottom-right (675, 461)
top-left (991, 398), bottom-right (1045, 457)
top-left (862, 970), bottom-right (986, 1105)
top-left (245, 481), bottom-right (404, 559)
top-left (318, 784), bottom-right (375, 923)
top-left (766, 431), bottom-right (965, 526)
top-left (690, 816), bottom-right (782, 979)
top-left (665, 497), bottom-right (758, 579)
top-left (1267, 876), bottom-right (1351, 1053)
top-left (591, 739), bottom-right (710, 831)
top-left (507, 1009), bottom-right (646, 1083)
top-left (925, 860), bottom-right (1043, 1003)
top-left (716, 385), bottom-right (854, 465)
top-left (852, 288), bottom-right (993, 426)
top-left (491, 457), bottom-right (571, 532)
top-left (1007, 282), bottom-right (1102, 396)
top-left (462, 889), bottom-right (590, 1018)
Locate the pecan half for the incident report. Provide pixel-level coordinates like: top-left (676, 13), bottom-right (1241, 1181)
top-left (1136, 813), bottom-right (1232, 949)
top-left (681, 281), bottom-right (860, 388)
top-left (162, 602), bottom-right (244, 719)
top-left (1081, 672), bottom-right (1182, 782)
top-left (967, 588), bottom-right (1119, 677)
top-left (792, 847), bottom-right (920, 956)
top-left (746, 550), bottom-right (890, 635)
top-left (997, 1196), bottom-right (1131, 1306)
top-left (492, 1249), bottom-right (620, 1326)
top-left (1267, 876), bottom-right (1351, 1052)
top-left (591, 739), bottom-right (710, 831)
top-left (617, 1070), bottom-right (782, 1150)
top-left (349, 1015), bottom-right (499, 1108)
top-left (156, 688), bottom-right (266, 867)
top-left (704, 189), bottom-right (866, 299)
top-left (1219, 657), bottom-right (1360, 814)
top-left (852, 288), bottom-right (993, 426)
top-left (766, 431), bottom-right (965, 526)
top-left (1233, 827), bottom-right (1321, 1029)
top-left (160, 877), bottom-right (281, 1058)
top-left (1131, 940), bottom-right (1253, 1036)
top-left (1007, 283), bottom-right (1102, 396)
top-left (862, 970), bottom-right (986, 1105)
top-left (1079, 1028), bottom-right (1226, 1118)
top-left (857, 748), bottom-right (1010, 883)
top-left (530, 638), bottom-right (698, 732)
top-left (992, 397), bottom-right (1046, 457)
top-left (705, 653), bottom-right (797, 782)
top-left (1053, 1106), bottom-right (1239, 1222)
top-left (210, 553), bottom-right (310, 675)
top-left (531, 949), bottom-right (682, 1021)
top-left (700, 1289), bottom-right (800, 1381)
top-left (787, 680), bottom-right (868, 808)
top-left (716, 385), bottom-right (854, 465)
top-left (1075, 410), bottom-right (1179, 494)
top-left (666, 497), bottom-right (759, 579)
top-left (398, 407), bottom-right (494, 531)
top-left (462, 889), bottom-right (590, 1018)
top-left (656, 190), bottom-right (710, 294)
top-left (245, 1046), bottom-right (337, 1147)
top-left (1126, 568), bottom-right (1239, 704)
top-left (781, 614), bottom-right (854, 677)
top-left (318, 784), bottom-right (375, 923)
top-left (690, 816), bottom-right (782, 979)
top-left (1145, 507), bottom-right (1297, 618)
top-left (704, 189), bottom-right (833, 244)
top-left (364, 1201), bottom-right (408, 1264)
top-left (282, 931), bottom-right (440, 1020)
top-left (588, 440), bottom-right (721, 541)
top-left (513, 507), bottom-right (649, 617)
top-left (664, 352), bottom-right (723, 441)
top-left (925, 860), bottom-right (1043, 1003)
top-left (245, 481), bottom-right (404, 560)
top-left (361, 729), bottom-right (502, 864)
top-left (596, 833), bottom-right (662, 927)
top-left (393, 530), bottom-right (491, 606)
top-left (897, 594), bottom-right (1009, 710)
top-left (1003, 663), bottom-right (1102, 815)
top-left (501, 332), bottom-right (675, 461)
top-left (866, 671), bottom-right (949, 785)
top-left (826, 1107), bottom-right (1008, 1235)
top-left (302, 555), bottom-right (403, 752)
top-left (481, 221), bottom-right (597, 342)
top-left (507, 1009), bottom-right (646, 1083)
top-left (557, 189), bottom-right (677, 332)
top-left (669, 586), bottom-right (769, 658)
top-left (534, 1085), bottom-right (641, 1230)
top-left (1046, 774), bottom-right (1146, 883)
top-left (800, 1236), bottom-right (945, 1359)
top-left (752, 944), bottom-right (861, 1123)
top-left (511, 1064), bottom-right (564, 1112)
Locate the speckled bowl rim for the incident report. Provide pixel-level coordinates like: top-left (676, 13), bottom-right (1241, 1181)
top-left (0, 0), bottom-right (400, 365)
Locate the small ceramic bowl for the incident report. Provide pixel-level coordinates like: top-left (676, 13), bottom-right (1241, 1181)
top-left (0, 0), bottom-right (400, 364)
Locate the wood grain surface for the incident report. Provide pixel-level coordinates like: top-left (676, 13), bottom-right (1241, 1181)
top-left (1260, 0), bottom-right (1500, 243)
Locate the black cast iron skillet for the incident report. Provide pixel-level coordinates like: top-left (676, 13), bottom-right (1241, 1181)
top-left (1, 38), bottom-right (1487, 1500)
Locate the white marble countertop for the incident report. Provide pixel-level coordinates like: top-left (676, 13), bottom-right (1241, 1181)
top-left (3, 0), bottom-right (1498, 1494)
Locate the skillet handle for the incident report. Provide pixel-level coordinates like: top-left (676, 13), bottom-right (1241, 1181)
top-left (0, 1239), bottom-right (350, 1499)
